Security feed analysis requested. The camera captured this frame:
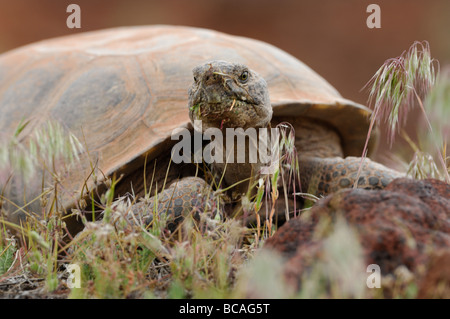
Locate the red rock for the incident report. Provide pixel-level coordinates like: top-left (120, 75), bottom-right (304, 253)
top-left (417, 249), bottom-right (450, 298)
top-left (264, 178), bottom-right (450, 295)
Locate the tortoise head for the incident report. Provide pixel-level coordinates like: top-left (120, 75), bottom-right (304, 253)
top-left (188, 60), bottom-right (272, 132)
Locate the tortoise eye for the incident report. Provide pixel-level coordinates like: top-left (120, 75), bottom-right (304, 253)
top-left (239, 71), bottom-right (249, 83)
top-left (194, 76), bottom-right (198, 82)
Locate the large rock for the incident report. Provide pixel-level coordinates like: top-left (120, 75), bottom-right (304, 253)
top-left (263, 178), bottom-right (450, 297)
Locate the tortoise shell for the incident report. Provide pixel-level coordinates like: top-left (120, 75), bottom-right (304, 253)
top-left (0, 25), bottom-right (376, 217)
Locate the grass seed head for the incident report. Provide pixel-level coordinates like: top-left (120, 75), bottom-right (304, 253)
top-left (365, 41), bottom-right (437, 145)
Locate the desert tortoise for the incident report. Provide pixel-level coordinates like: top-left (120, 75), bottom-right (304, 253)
top-left (0, 26), bottom-right (401, 234)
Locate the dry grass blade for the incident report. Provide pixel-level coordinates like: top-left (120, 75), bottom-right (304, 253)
top-left (1, 120), bottom-right (84, 181)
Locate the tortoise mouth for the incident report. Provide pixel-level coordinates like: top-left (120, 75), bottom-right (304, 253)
top-left (190, 98), bottom-right (250, 125)
top-left (189, 97), bottom-right (270, 130)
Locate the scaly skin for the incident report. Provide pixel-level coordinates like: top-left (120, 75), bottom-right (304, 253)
top-left (128, 177), bottom-right (222, 231)
top-left (298, 156), bottom-right (403, 197)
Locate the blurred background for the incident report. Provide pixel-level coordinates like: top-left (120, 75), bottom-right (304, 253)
top-left (0, 0), bottom-right (449, 166)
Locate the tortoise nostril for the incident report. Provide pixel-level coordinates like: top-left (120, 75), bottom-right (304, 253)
top-left (204, 73), bottom-right (224, 85)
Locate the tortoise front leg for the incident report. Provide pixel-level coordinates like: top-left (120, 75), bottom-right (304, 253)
top-left (128, 177), bottom-right (223, 232)
top-left (299, 156), bottom-right (404, 197)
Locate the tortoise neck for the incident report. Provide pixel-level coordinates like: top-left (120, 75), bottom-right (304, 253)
top-left (272, 116), bottom-right (344, 158)
top-left (210, 127), bottom-right (271, 198)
